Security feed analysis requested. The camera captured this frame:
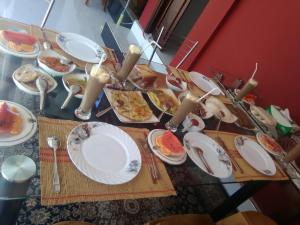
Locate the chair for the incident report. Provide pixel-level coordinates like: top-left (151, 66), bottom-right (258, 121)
top-left (143, 211), bottom-right (278, 225)
top-left (53, 221), bottom-right (95, 225)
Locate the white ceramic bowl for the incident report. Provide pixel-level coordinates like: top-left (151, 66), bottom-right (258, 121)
top-left (38, 49), bottom-right (76, 77)
top-left (166, 76), bottom-right (187, 92)
top-left (62, 73), bottom-right (88, 99)
top-left (182, 113), bottom-right (205, 132)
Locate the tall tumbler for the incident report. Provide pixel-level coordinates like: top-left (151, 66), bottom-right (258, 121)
top-left (75, 65), bottom-right (111, 120)
top-left (165, 92), bottom-right (198, 132)
top-left (116, 44), bottom-right (141, 82)
top-left (235, 78), bottom-right (258, 101)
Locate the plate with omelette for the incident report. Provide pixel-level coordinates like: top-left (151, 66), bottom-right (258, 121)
top-left (0, 30), bottom-right (40, 58)
top-left (104, 88), bottom-right (159, 123)
top-left (0, 101), bottom-right (37, 146)
top-left (148, 129), bottom-right (187, 165)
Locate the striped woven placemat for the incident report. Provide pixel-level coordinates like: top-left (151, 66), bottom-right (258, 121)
top-left (204, 130), bottom-right (288, 182)
top-left (38, 117), bottom-right (176, 205)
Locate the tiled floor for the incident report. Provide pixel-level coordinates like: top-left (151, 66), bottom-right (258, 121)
top-left (0, 0), bottom-right (175, 65)
top-left (0, 0), bottom-right (110, 45)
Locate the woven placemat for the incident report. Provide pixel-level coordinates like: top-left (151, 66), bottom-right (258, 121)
top-left (204, 130), bottom-right (288, 182)
top-left (38, 117), bottom-right (176, 206)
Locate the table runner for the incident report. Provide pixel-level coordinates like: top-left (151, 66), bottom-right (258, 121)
top-left (38, 117), bottom-right (176, 206)
top-left (204, 130), bottom-right (288, 182)
top-left (168, 66), bottom-right (232, 104)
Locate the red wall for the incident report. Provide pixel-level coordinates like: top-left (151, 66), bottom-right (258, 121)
top-left (172, 0), bottom-right (300, 123)
top-left (138, 0), bottom-right (160, 30)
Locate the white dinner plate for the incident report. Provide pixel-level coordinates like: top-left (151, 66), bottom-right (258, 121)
top-left (189, 71), bottom-right (222, 95)
top-left (183, 132), bottom-right (232, 178)
top-left (147, 129), bottom-right (187, 165)
top-left (56, 32), bottom-right (107, 63)
top-left (0, 30), bottom-right (40, 58)
top-left (38, 49), bottom-right (76, 77)
top-left (0, 101), bottom-right (37, 147)
top-left (234, 136), bottom-right (276, 176)
top-left (67, 122), bottom-right (142, 185)
top-left (12, 64), bottom-right (57, 95)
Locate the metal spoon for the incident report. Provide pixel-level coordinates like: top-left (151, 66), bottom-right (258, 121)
top-left (42, 29), bottom-right (51, 50)
top-left (60, 58), bottom-right (74, 66)
top-left (47, 136), bottom-right (61, 193)
top-left (36, 76), bottom-right (48, 111)
top-left (61, 85), bottom-right (81, 109)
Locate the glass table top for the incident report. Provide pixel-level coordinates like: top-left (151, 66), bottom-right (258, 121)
top-left (0, 16), bottom-right (299, 201)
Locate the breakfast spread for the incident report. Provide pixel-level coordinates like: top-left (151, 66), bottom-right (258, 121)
top-left (0, 30), bottom-right (37, 53)
top-left (0, 101), bottom-right (23, 135)
top-left (148, 89), bottom-right (179, 115)
top-left (129, 64), bottom-right (159, 89)
top-left (155, 131), bottom-right (184, 157)
top-left (111, 90), bottom-right (153, 121)
top-left (39, 56), bottom-right (70, 72)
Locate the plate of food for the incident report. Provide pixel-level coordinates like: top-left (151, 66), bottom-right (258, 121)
top-left (104, 88), bottom-right (158, 123)
top-left (148, 129), bottom-right (187, 165)
top-left (256, 132), bottom-right (284, 156)
top-left (234, 136), bottom-right (276, 176)
top-left (0, 101), bottom-right (37, 146)
top-left (0, 30), bottom-right (40, 58)
top-left (147, 89), bottom-right (180, 116)
top-left (165, 71), bottom-right (187, 92)
top-left (56, 32), bottom-right (106, 63)
top-left (205, 97), bottom-right (238, 123)
top-left (128, 64), bottom-right (160, 90)
top-left (250, 105), bottom-right (277, 127)
top-left (62, 73), bottom-right (88, 99)
top-left (12, 64), bottom-right (57, 95)
top-left (226, 104), bottom-right (256, 130)
top-left (38, 49), bottom-right (76, 76)
top-left (189, 71), bottom-right (222, 95)
top-left (183, 132), bottom-right (232, 178)
top-left (67, 122), bottom-right (141, 184)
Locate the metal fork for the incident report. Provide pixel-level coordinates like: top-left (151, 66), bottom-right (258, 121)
top-left (184, 139), bottom-right (214, 175)
top-left (138, 138), bottom-right (159, 184)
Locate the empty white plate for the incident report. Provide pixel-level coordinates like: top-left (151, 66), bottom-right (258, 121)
top-left (183, 132), bottom-right (232, 178)
top-left (56, 32), bottom-right (107, 63)
top-left (67, 122), bottom-right (142, 185)
top-left (189, 71), bottom-right (222, 95)
top-left (234, 136), bottom-right (276, 176)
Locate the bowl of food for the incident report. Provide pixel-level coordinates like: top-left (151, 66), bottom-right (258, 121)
top-left (38, 49), bottom-right (76, 76)
top-left (166, 73), bottom-right (187, 92)
top-left (62, 73), bottom-right (88, 98)
top-left (182, 113), bottom-right (205, 132)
